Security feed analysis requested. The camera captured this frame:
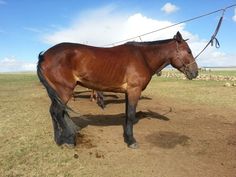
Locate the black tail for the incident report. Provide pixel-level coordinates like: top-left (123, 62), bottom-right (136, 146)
top-left (37, 52), bottom-right (67, 110)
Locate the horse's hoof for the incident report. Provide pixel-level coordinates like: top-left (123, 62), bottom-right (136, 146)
top-left (128, 142), bottom-right (139, 149)
top-left (61, 143), bottom-right (75, 149)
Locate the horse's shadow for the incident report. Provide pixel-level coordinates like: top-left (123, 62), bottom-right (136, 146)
top-left (73, 90), bottom-right (93, 100)
top-left (71, 92), bottom-right (169, 129)
top-left (71, 110), bottom-right (170, 129)
top-left (73, 91), bottom-right (152, 107)
top-left (104, 95), bottom-right (152, 106)
top-left (73, 91), bottom-right (120, 100)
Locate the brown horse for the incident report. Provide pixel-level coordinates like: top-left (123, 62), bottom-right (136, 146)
top-left (37, 31), bottom-right (198, 148)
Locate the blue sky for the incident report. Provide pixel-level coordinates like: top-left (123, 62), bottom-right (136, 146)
top-left (0, 0), bottom-right (236, 72)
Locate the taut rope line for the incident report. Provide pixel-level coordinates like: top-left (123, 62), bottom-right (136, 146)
top-left (103, 4), bottom-right (236, 56)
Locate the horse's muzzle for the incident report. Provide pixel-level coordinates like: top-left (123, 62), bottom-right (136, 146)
top-left (186, 70), bottom-right (198, 80)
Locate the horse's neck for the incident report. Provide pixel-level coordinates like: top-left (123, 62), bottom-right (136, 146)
top-left (141, 43), bottom-right (173, 75)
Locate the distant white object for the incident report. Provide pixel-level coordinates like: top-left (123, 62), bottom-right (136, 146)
top-left (224, 82), bottom-right (231, 87)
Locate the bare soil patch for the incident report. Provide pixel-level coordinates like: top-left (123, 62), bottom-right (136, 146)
top-left (67, 89), bottom-right (236, 177)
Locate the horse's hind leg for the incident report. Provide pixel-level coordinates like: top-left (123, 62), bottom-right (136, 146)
top-left (96, 91), bottom-right (105, 109)
top-left (49, 85), bottom-right (79, 147)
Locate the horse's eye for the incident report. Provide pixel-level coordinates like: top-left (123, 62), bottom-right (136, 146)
top-left (188, 50), bottom-right (192, 54)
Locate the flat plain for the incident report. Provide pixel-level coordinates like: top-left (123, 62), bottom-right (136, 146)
top-left (0, 71), bottom-right (236, 177)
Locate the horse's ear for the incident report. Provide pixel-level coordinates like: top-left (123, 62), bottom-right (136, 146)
top-left (173, 31), bottom-right (183, 42)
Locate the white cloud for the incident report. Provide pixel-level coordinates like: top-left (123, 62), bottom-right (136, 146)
top-left (42, 6), bottom-right (236, 67)
top-left (233, 8), bottom-right (236, 22)
top-left (0, 57), bottom-right (36, 72)
top-left (122, 13), bottom-right (184, 41)
top-left (161, 2), bottom-right (179, 14)
top-left (43, 9), bottom-right (185, 46)
top-left (43, 5), bottom-right (128, 46)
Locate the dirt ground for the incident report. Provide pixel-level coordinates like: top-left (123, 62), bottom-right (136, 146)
top-left (67, 89), bottom-right (236, 177)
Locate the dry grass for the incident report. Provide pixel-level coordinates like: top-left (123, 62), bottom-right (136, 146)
top-left (0, 71), bottom-right (235, 177)
top-left (0, 73), bottom-right (83, 177)
top-left (146, 76), bottom-right (236, 109)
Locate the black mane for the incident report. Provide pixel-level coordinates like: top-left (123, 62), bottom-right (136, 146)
top-left (125, 39), bottom-right (174, 46)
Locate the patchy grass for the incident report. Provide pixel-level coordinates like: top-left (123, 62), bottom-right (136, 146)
top-left (0, 73), bottom-right (82, 177)
top-left (0, 72), bottom-right (38, 85)
top-left (0, 71), bottom-right (235, 176)
top-left (199, 70), bottom-right (236, 77)
top-left (162, 69), bottom-right (236, 77)
top-left (145, 76), bottom-right (236, 109)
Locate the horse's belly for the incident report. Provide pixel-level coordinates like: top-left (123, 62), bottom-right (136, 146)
top-left (74, 74), bottom-right (127, 93)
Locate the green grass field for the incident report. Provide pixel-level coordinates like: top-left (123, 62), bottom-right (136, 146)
top-left (147, 70), bottom-right (236, 109)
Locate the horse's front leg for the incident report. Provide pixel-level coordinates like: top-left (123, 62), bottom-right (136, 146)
top-left (123, 88), bottom-right (141, 149)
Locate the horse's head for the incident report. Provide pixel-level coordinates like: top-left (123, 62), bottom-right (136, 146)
top-left (170, 31), bottom-right (198, 80)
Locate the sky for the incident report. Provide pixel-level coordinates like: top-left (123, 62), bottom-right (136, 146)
top-left (0, 0), bottom-right (236, 72)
